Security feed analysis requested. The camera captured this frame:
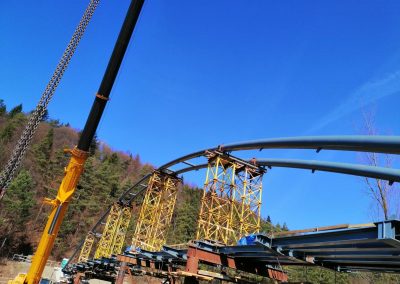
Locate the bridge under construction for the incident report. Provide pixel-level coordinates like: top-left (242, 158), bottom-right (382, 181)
top-left (2, 0), bottom-right (400, 283)
top-left (61, 136), bottom-right (400, 283)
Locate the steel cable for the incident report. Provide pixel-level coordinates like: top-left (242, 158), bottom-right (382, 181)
top-left (0, 0), bottom-right (100, 199)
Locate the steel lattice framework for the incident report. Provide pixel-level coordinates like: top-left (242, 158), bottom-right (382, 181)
top-left (131, 171), bottom-right (180, 251)
top-left (78, 233), bottom-right (95, 263)
top-left (111, 205), bottom-right (132, 255)
top-left (94, 203), bottom-right (132, 259)
top-left (150, 175), bottom-right (180, 250)
top-left (94, 203), bottom-right (121, 259)
top-left (196, 152), bottom-right (263, 245)
top-left (235, 164), bottom-right (263, 237)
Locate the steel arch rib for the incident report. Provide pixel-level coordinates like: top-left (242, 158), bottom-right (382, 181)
top-left (159, 136), bottom-right (400, 169)
top-left (174, 159), bottom-right (400, 183)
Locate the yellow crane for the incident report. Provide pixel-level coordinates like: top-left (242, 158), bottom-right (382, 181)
top-left (9, 1), bottom-right (145, 283)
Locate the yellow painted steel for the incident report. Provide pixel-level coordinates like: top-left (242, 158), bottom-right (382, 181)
top-left (111, 205), bottom-right (132, 255)
top-left (196, 152), bottom-right (263, 245)
top-left (234, 165), bottom-right (263, 237)
top-left (93, 203), bottom-right (132, 259)
top-left (196, 155), bottom-right (238, 244)
top-left (131, 171), bottom-right (179, 251)
top-left (149, 175), bottom-right (179, 250)
top-left (78, 233), bottom-right (95, 262)
top-left (9, 148), bottom-right (88, 284)
top-left (131, 172), bottom-right (163, 251)
top-left (94, 203), bottom-right (121, 259)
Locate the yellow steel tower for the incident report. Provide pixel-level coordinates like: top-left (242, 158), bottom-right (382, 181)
top-left (196, 153), bottom-right (238, 244)
top-left (79, 203), bottom-right (132, 261)
top-left (94, 203), bottom-right (132, 258)
top-left (94, 203), bottom-right (121, 259)
top-left (148, 175), bottom-right (180, 250)
top-left (111, 204), bottom-right (132, 255)
top-left (131, 171), bottom-right (180, 251)
top-left (78, 233), bottom-right (95, 262)
top-left (196, 151), bottom-right (263, 245)
top-left (234, 162), bottom-right (263, 237)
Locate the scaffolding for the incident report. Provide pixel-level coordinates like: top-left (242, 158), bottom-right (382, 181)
top-left (131, 171), bottom-right (180, 251)
top-left (111, 205), bottom-right (132, 255)
top-left (78, 233), bottom-right (95, 263)
top-left (235, 164), bottom-right (263, 237)
top-left (196, 151), bottom-right (263, 245)
top-left (94, 203), bottom-right (132, 259)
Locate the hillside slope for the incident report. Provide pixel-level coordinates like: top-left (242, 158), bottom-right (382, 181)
top-left (0, 102), bottom-right (155, 258)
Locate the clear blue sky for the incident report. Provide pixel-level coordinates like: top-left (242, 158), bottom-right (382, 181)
top-left (1, 1), bottom-right (400, 230)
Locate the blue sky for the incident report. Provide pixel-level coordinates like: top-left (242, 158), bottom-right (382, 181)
top-left (1, 1), bottom-right (400, 230)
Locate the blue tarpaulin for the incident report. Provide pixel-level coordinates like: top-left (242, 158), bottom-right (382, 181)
top-left (237, 234), bottom-right (256, 245)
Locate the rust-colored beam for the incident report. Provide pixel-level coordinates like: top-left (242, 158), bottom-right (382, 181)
top-left (185, 245), bottom-right (288, 281)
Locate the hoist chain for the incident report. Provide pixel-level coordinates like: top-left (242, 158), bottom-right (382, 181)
top-left (0, 0), bottom-right (100, 199)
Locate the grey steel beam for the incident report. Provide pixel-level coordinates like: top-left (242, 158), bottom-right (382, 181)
top-left (289, 247), bottom-right (399, 253)
top-left (257, 159), bottom-right (400, 183)
top-left (160, 136), bottom-right (400, 169)
top-left (319, 260), bottom-right (400, 265)
top-left (175, 158), bottom-right (400, 183)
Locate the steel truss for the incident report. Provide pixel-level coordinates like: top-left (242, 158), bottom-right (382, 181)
top-left (235, 164), bottom-right (263, 237)
top-left (196, 151), bottom-right (264, 245)
top-left (112, 205), bottom-right (132, 255)
top-left (131, 171), bottom-right (180, 251)
top-left (78, 233), bottom-right (95, 263)
top-left (94, 203), bottom-right (132, 259)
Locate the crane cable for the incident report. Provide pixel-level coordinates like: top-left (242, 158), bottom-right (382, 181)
top-left (0, 0), bottom-right (100, 199)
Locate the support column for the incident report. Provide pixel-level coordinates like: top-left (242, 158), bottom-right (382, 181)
top-left (111, 205), bottom-right (132, 255)
top-left (131, 171), bottom-right (180, 251)
top-left (234, 162), bottom-right (263, 238)
top-left (196, 151), bottom-right (263, 244)
top-left (78, 233), bottom-right (95, 262)
top-left (94, 203), bottom-right (121, 259)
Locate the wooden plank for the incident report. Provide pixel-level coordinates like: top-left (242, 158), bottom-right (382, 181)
top-left (176, 271), bottom-right (213, 281)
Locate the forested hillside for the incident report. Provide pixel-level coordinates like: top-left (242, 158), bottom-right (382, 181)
top-left (0, 101), bottom-right (156, 258)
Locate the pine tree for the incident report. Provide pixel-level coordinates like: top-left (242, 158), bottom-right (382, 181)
top-left (0, 99), bottom-right (6, 116)
top-left (8, 104), bottom-right (22, 118)
top-left (33, 128), bottom-right (54, 175)
top-left (0, 123), bottom-right (16, 142)
top-left (89, 133), bottom-right (98, 157)
top-left (1, 170), bottom-right (35, 225)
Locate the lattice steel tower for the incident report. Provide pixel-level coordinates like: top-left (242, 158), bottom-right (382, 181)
top-left (94, 202), bottom-right (132, 259)
top-left (196, 151), bottom-right (263, 245)
top-left (78, 232), bottom-right (95, 262)
top-left (131, 171), bottom-right (180, 251)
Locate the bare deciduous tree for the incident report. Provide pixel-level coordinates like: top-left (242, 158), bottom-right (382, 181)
top-left (360, 110), bottom-right (398, 220)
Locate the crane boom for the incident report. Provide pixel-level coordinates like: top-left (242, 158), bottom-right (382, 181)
top-left (10, 1), bottom-right (145, 283)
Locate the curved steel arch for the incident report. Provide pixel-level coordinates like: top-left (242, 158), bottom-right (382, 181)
top-left (160, 136), bottom-right (400, 170)
top-left (174, 159), bottom-right (400, 183)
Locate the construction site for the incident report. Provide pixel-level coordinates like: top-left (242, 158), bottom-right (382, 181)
top-left (1, 1), bottom-right (400, 284)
